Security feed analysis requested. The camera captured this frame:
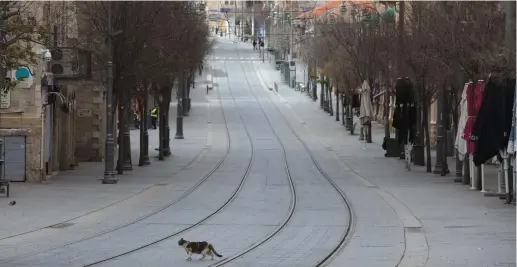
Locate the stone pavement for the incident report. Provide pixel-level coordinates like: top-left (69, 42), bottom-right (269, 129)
top-left (0, 72), bottom-right (218, 241)
top-left (0, 37), bottom-right (513, 267)
top-left (253, 58), bottom-right (516, 267)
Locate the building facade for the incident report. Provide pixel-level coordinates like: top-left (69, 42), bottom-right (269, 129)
top-left (0, 1), bottom-right (105, 183)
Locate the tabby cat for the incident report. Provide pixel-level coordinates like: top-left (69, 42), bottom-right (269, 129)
top-left (178, 238), bottom-right (223, 260)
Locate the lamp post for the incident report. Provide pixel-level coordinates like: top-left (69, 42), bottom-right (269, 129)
top-left (102, 2), bottom-right (118, 184)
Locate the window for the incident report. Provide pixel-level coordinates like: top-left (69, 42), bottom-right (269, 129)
top-left (224, 1), bottom-right (228, 4)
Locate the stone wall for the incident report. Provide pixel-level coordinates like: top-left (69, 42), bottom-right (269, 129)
top-left (64, 80), bottom-right (105, 162)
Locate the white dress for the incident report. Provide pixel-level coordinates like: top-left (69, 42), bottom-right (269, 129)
top-left (455, 84), bottom-right (469, 161)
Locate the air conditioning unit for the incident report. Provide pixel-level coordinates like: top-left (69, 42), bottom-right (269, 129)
top-left (49, 47), bottom-right (92, 80)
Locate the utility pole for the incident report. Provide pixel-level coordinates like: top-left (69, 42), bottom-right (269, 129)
top-left (102, 2), bottom-right (118, 184)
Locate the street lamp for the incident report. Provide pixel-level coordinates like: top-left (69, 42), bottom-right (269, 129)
top-left (102, 2), bottom-right (120, 184)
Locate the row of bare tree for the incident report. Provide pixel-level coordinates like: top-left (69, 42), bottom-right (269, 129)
top-left (77, 1), bottom-right (213, 173)
top-left (300, 1), bottom-right (515, 172)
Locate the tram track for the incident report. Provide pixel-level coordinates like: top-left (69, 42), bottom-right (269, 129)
top-left (0, 110), bottom-right (212, 244)
top-left (207, 57), bottom-right (355, 267)
top-left (206, 59), bottom-right (298, 267)
top-left (0, 67), bottom-right (239, 266)
top-left (78, 57), bottom-right (260, 267)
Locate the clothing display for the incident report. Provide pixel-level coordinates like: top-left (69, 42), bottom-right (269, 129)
top-left (392, 77), bottom-right (416, 145)
top-left (359, 80), bottom-right (374, 125)
top-left (472, 76), bottom-right (516, 166)
top-left (463, 81), bottom-right (484, 154)
top-left (455, 83), bottom-right (469, 161)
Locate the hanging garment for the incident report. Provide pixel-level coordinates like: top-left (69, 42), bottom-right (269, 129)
top-left (359, 80), bottom-right (374, 125)
top-left (455, 83), bottom-right (469, 161)
top-left (472, 76), bottom-right (516, 166)
top-left (392, 78), bottom-right (416, 145)
top-left (405, 78), bottom-right (417, 144)
top-left (463, 81), bottom-right (484, 154)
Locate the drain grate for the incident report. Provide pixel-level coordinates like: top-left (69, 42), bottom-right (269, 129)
top-left (443, 225), bottom-right (476, 229)
top-left (405, 227), bottom-right (423, 233)
top-left (155, 183), bottom-right (168, 186)
top-left (47, 222), bottom-right (74, 229)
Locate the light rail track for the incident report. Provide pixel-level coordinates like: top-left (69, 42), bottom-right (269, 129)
top-left (207, 59), bottom-right (298, 267)
top-left (0, 71), bottom-right (234, 265)
top-left (208, 58), bottom-right (355, 267)
top-left (81, 58), bottom-right (258, 267)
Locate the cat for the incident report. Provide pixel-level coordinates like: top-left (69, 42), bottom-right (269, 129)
top-left (178, 238), bottom-right (223, 261)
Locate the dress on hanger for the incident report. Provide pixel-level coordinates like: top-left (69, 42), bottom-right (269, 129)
top-left (392, 78), bottom-right (416, 145)
top-left (472, 76), bottom-right (516, 166)
top-left (455, 83), bottom-right (469, 161)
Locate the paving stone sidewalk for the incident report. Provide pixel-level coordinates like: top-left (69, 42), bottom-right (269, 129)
top-left (0, 73), bottom-right (213, 239)
top-left (252, 60), bottom-right (516, 267)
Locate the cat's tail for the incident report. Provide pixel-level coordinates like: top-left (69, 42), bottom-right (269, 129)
top-left (208, 244), bottom-right (223, 258)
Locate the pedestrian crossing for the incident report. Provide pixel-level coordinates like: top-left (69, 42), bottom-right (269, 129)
top-left (210, 57), bottom-right (264, 61)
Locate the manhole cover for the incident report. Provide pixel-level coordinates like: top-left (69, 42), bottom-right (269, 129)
top-left (47, 222), bottom-right (74, 229)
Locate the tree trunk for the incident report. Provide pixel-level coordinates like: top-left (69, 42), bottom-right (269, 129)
top-left (184, 72), bottom-right (191, 116)
top-left (335, 89), bottom-right (340, 121)
top-left (422, 102), bottom-right (432, 172)
top-left (341, 93), bottom-right (345, 125)
top-left (122, 100), bottom-right (133, 171)
top-left (158, 84), bottom-right (170, 161)
top-left (329, 86), bottom-right (333, 116)
top-left (117, 103), bottom-right (124, 174)
top-left (158, 108), bottom-right (164, 161)
top-left (117, 103), bottom-right (132, 173)
top-left (161, 84), bottom-right (172, 157)
top-left (138, 87), bottom-right (150, 166)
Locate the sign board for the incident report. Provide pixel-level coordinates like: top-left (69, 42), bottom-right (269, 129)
top-left (77, 108), bottom-right (92, 117)
top-left (14, 67), bottom-right (34, 89)
top-left (0, 90), bottom-right (11, 108)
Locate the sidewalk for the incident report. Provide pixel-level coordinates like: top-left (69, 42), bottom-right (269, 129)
top-left (252, 60), bottom-right (516, 267)
top-left (254, 58), bottom-right (502, 193)
top-left (0, 73), bottom-right (213, 239)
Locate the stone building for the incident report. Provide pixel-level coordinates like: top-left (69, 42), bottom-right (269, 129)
top-left (0, 1), bottom-right (105, 183)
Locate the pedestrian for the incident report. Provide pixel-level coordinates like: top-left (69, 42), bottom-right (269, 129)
top-left (253, 39), bottom-right (257, 50)
top-left (151, 106), bottom-right (158, 129)
top-left (133, 111), bottom-right (140, 129)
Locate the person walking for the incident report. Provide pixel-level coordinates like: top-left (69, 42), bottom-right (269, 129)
top-left (252, 39), bottom-right (257, 50)
top-left (133, 110), bottom-right (140, 129)
top-left (151, 106), bottom-right (158, 129)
